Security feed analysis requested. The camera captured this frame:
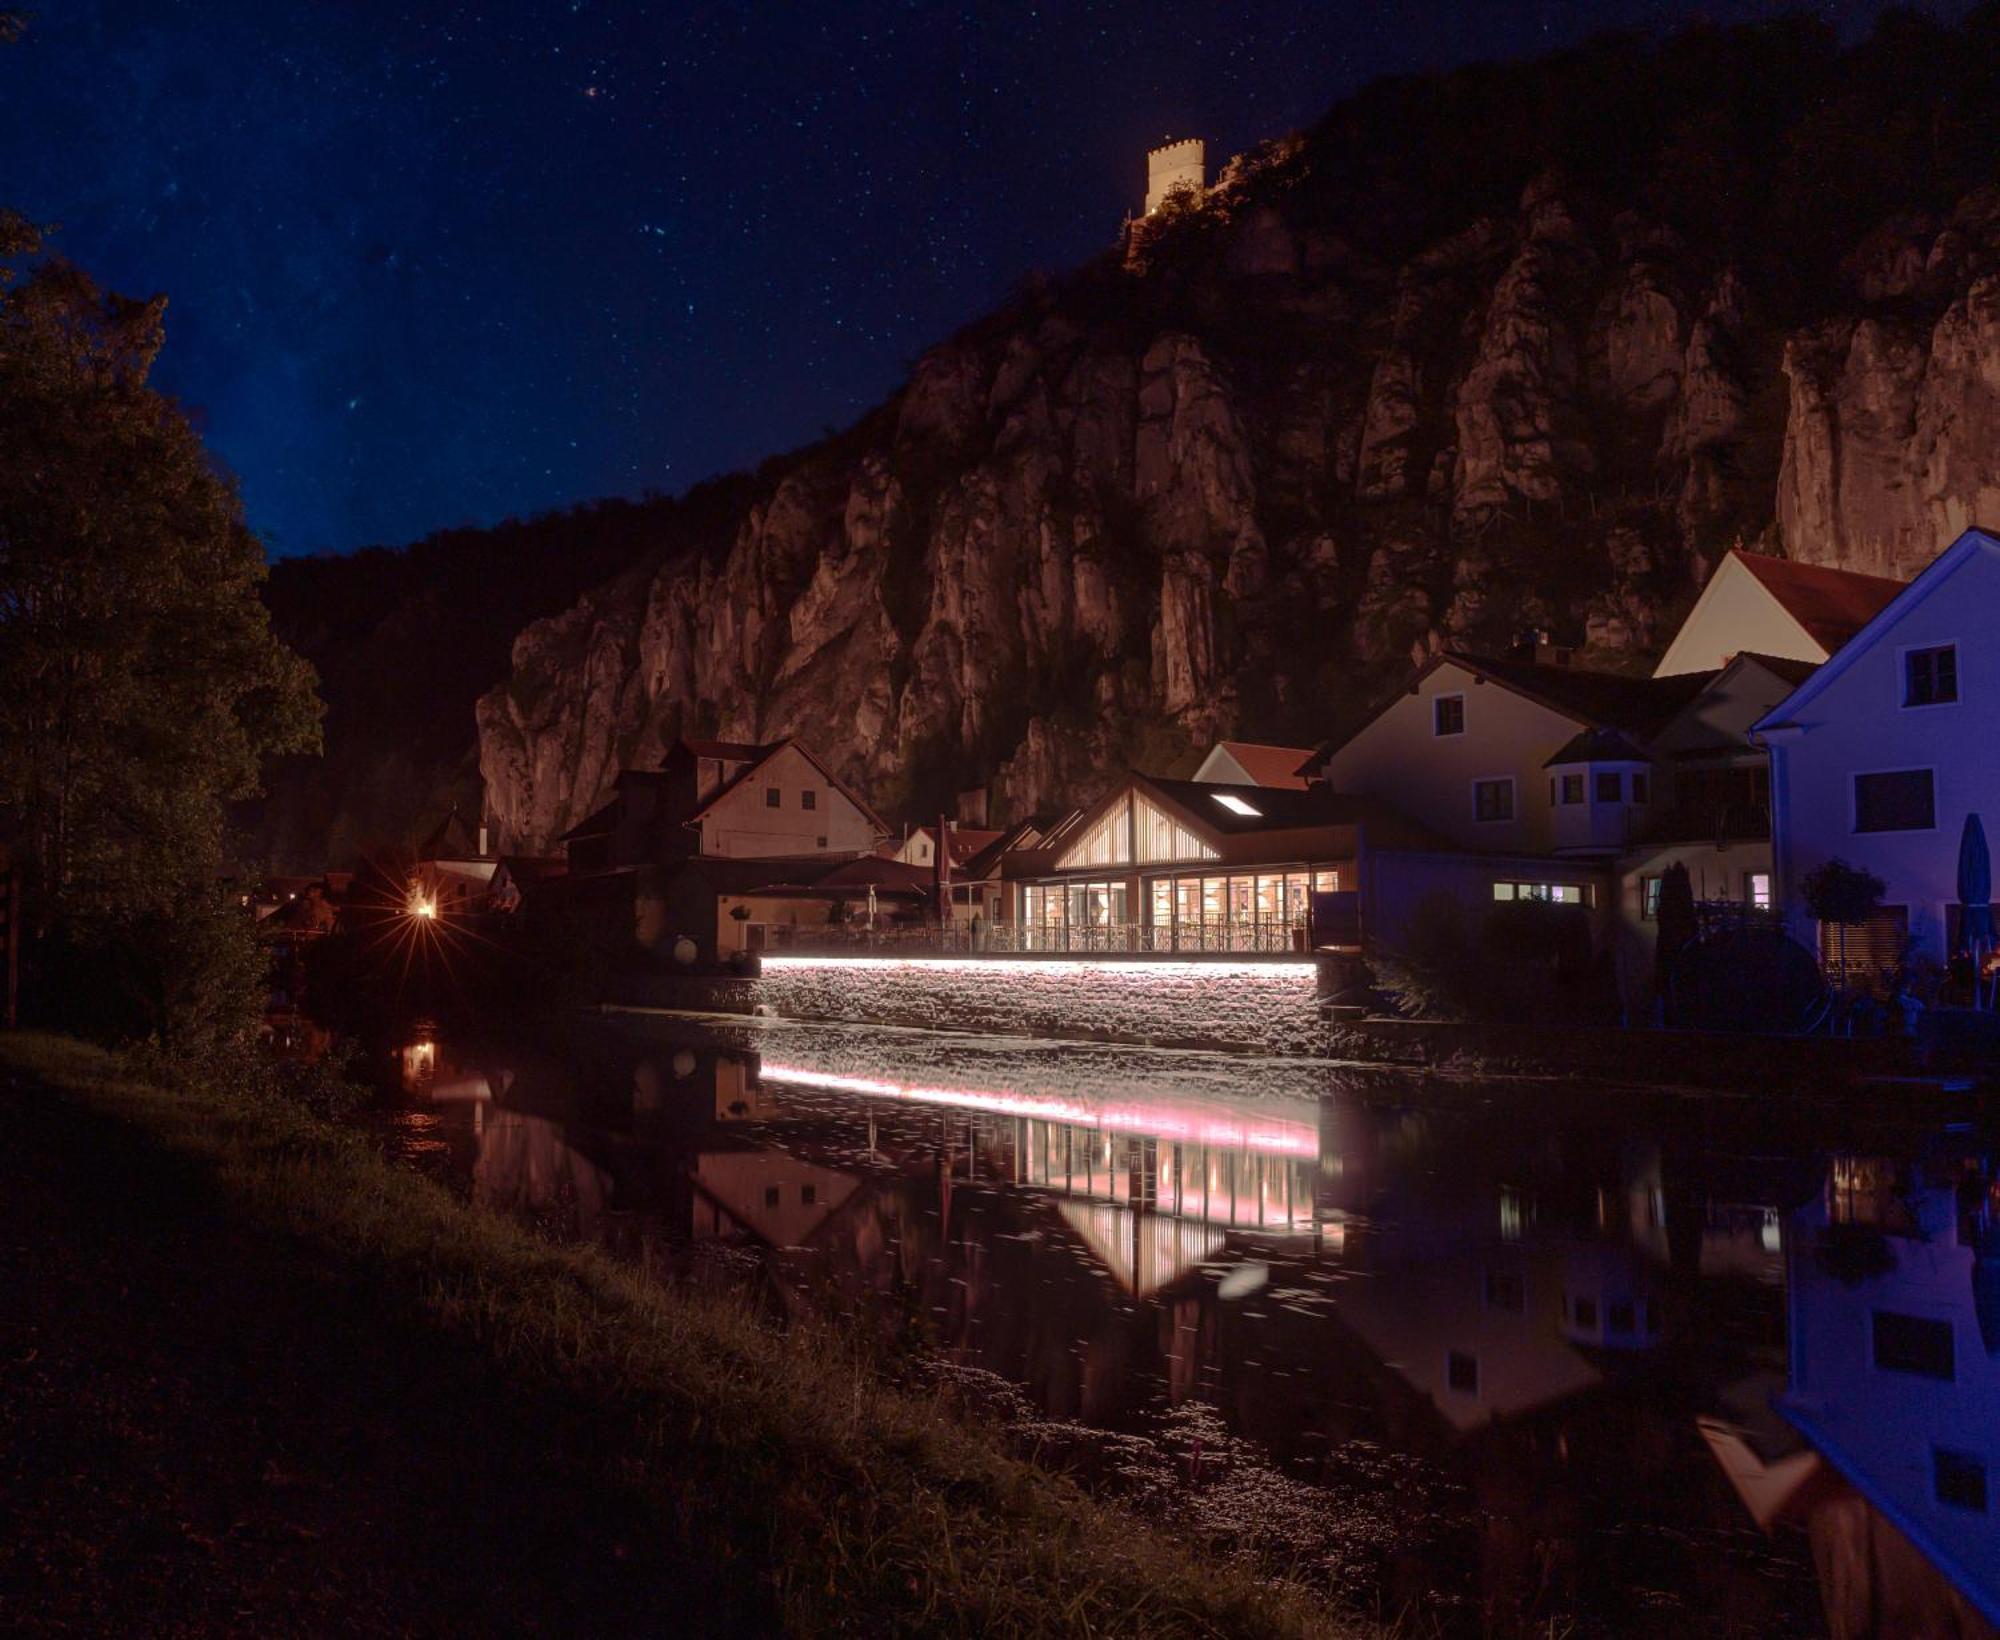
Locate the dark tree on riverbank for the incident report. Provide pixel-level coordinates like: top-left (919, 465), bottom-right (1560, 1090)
top-left (0, 208), bottom-right (321, 1049)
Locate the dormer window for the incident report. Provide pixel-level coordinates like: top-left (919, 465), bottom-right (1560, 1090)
top-left (1434, 694), bottom-right (1465, 736)
top-left (1904, 643), bottom-right (1958, 707)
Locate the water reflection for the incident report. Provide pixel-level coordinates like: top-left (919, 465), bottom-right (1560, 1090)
top-left (380, 1019), bottom-right (1998, 1637)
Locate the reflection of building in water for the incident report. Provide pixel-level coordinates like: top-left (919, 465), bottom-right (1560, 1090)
top-left (1018, 1117), bottom-right (1316, 1233)
top-left (1053, 1200), bottom-right (1227, 1297)
top-left (1773, 1160), bottom-right (2000, 1634)
top-left (692, 1149), bottom-right (859, 1248)
top-left (472, 1109), bottom-right (613, 1238)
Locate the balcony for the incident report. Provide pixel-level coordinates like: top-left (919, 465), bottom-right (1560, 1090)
top-left (1631, 801), bottom-right (1771, 847)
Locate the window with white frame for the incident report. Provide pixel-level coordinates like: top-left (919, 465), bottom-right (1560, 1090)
top-left (1434, 694), bottom-right (1465, 736)
top-left (1903, 643), bottom-right (1958, 708)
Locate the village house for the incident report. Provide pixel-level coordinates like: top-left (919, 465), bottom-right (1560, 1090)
top-left (998, 771), bottom-right (1446, 953)
top-left (553, 736), bottom-right (898, 962)
top-left (1189, 740), bottom-right (1314, 789)
top-left (1754, 526), bottom-right (2000, 973)
top-left (1653, 549), bottom-right (1907, 677)
top-left (1305, 643), bottom-right (1823, 993)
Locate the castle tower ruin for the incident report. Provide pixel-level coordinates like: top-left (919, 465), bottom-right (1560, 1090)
top-left (1144, 137), bottom-right (1205, 215)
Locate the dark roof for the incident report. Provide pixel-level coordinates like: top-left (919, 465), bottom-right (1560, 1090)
top-left (1544, 728), bottom-right (1651, 767)
top-left (1138, 774), bottom-right (1450, 850)
top-left (734, 854), bottom-right (934, 899)
top-left (419, 805), bottom-right (482, 860)
top-left (557, 797), bottom-right (621, 844)
top-left (1441, 652), bottom-right (1717, 741)
top-left (1730, 651), bottom-right (1821, 687)
top-left (958, 817), bottom-right (1045, 880)
top-left (679, 737), bottom-right (770, 763)
top-left (1731, 551), bottom-right (1906, 653)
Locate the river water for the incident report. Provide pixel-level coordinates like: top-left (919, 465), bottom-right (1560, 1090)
top-left (375, 1012), bottom-right (2000, 1637)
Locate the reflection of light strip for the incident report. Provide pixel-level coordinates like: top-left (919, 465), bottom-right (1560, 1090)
top-left (758, 1062), bottom-right (1318, 1157)
top-left (758, 955), bottom-right (1315, 979)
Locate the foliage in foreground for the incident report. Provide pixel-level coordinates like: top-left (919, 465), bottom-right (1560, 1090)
top-left (0, 1033), bottom-right (1356, 1639)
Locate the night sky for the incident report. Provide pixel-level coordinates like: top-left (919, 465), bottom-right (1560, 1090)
top-left (0, 1), bottom-right (1950, 558)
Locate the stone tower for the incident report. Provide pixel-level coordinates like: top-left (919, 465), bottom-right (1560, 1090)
top-left (1145, 137), bottom-right (1205, 215)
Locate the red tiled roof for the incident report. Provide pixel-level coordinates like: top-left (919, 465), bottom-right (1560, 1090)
top-left (1731, 551), bottom-right (1906, 654)
top-left (1211, 741), bottom-right (1314, 789)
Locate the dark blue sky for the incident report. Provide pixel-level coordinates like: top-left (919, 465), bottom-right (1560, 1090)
top-left (0, 0), bottom-right (1949, 557)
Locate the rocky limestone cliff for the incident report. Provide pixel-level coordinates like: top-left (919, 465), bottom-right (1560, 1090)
top-left (477, 15), bottom-right (2000, 852)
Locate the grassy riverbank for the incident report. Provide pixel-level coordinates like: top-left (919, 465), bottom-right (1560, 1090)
top-left (0, 1033), bottom-right (1353, 1637)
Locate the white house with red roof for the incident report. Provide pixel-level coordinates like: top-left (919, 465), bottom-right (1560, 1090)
top-left (1654, 549), bottom-right (1907, 677)
top-left (1191, 740), bottom-right (1314, 790)
top-left (1754, 526), bottom-right (2000, 972)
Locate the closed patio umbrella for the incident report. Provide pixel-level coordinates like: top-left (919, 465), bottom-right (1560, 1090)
top-left (1958, 812), bottom-right (1994, 1006)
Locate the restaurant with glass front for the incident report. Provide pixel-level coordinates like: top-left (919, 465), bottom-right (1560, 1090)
top-left (999, 774), bottom-right (1426, 953)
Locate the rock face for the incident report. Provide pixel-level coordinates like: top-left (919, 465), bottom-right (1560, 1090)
top-left (477, 28), bottom-right (2000, 852)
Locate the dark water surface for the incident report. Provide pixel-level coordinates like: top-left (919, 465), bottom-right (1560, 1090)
top-left (374, 1014), bottom-right (2000, 1637)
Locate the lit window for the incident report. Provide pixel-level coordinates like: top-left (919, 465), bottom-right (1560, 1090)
top-left (1473, 779), bottom-right (1514, 822)
top-left (1595, 771), bottom-right (1622, 803)
top-left (800, 789), bottom-right (817, 811)
top-left (1904, 644), bottom-right (1958, 707)
top-left (1212, 793), bottom-right (1261, 817)
top-left (1746, 872), bottom-right (1771, 909)
top-left (1642, 876), bottom-right (1662, 920)
top-left (1434, 694), bottom-right (1465, 736)
top-left (1855, 769), bottom-right (1934, 833)
top-left (1492, 883), bottom-right (1516, 901)
top-left (764, 787), bottom-right (781, 809)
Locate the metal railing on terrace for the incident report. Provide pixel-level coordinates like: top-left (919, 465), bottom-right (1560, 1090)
top-left (753, 918), bottom-right (1312, 957)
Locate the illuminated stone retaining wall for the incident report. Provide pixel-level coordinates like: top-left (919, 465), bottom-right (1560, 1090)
top-left (752, 954), bottom-right (1326, 1054)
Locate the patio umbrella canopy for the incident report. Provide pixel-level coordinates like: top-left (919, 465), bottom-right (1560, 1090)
top-left (1959, 812), bottom-right (1994, 947)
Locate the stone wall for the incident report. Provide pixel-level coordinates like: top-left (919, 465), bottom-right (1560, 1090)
top-left (753, 953), bottom-right (1323, 1053)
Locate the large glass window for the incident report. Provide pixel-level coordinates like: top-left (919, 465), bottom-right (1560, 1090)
top-left (1057, 803), bottom-right (1132, 868)
top-left (1134, 794), bottom-right (1218, 863)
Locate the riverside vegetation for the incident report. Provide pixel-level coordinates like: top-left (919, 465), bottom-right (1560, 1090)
top-left (0, 1033), bottom-right (1359, 1638)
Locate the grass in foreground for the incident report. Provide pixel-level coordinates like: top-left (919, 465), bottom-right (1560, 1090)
top-left (0, 1033), bottom-right (1359, 1637)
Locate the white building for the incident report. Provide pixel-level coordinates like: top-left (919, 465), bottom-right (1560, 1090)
top-left (1755, 527), bottom-right (2000, 968)
top-left (1655, 549), bottom-right (1905, 678)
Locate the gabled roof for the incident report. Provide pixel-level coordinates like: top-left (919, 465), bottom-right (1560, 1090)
top-left (679, 737), bottom-right (770, 763)
top-left (1202, 741), bottom-right (1315, 789)
top-left (695, 738), bottom-right (890, 835)
top-left (1430, 652), bottom-right (1716, 742)
top-left (1731, 551), bottom-right (1907, 653)
top-left (1544, 728), bottom-right (1650, 768)
top-left (959, 816), bottom-right (1045, 880)
top-left (419, 805), bottom-right (483, 860)
top-left (1754, 527), bottom-right (2000, 733)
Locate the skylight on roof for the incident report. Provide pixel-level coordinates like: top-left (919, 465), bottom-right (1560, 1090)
top-left (1212, 793), bottom-right (1262, 817)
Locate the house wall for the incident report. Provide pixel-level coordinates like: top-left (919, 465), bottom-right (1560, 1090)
top-left (1325, 667), bottom-right (1583, 854)
top-left (1781, 1191), bottom-right (2000, 1629)
top-left (1766, 546), bottom-right (2000, 963)
top-left (1361, 849), bottom-right (1613, 950)
top-left (1654, 557), bottom-right (1820, 676)
top-left (696, 744), bottom-right (880, 859)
